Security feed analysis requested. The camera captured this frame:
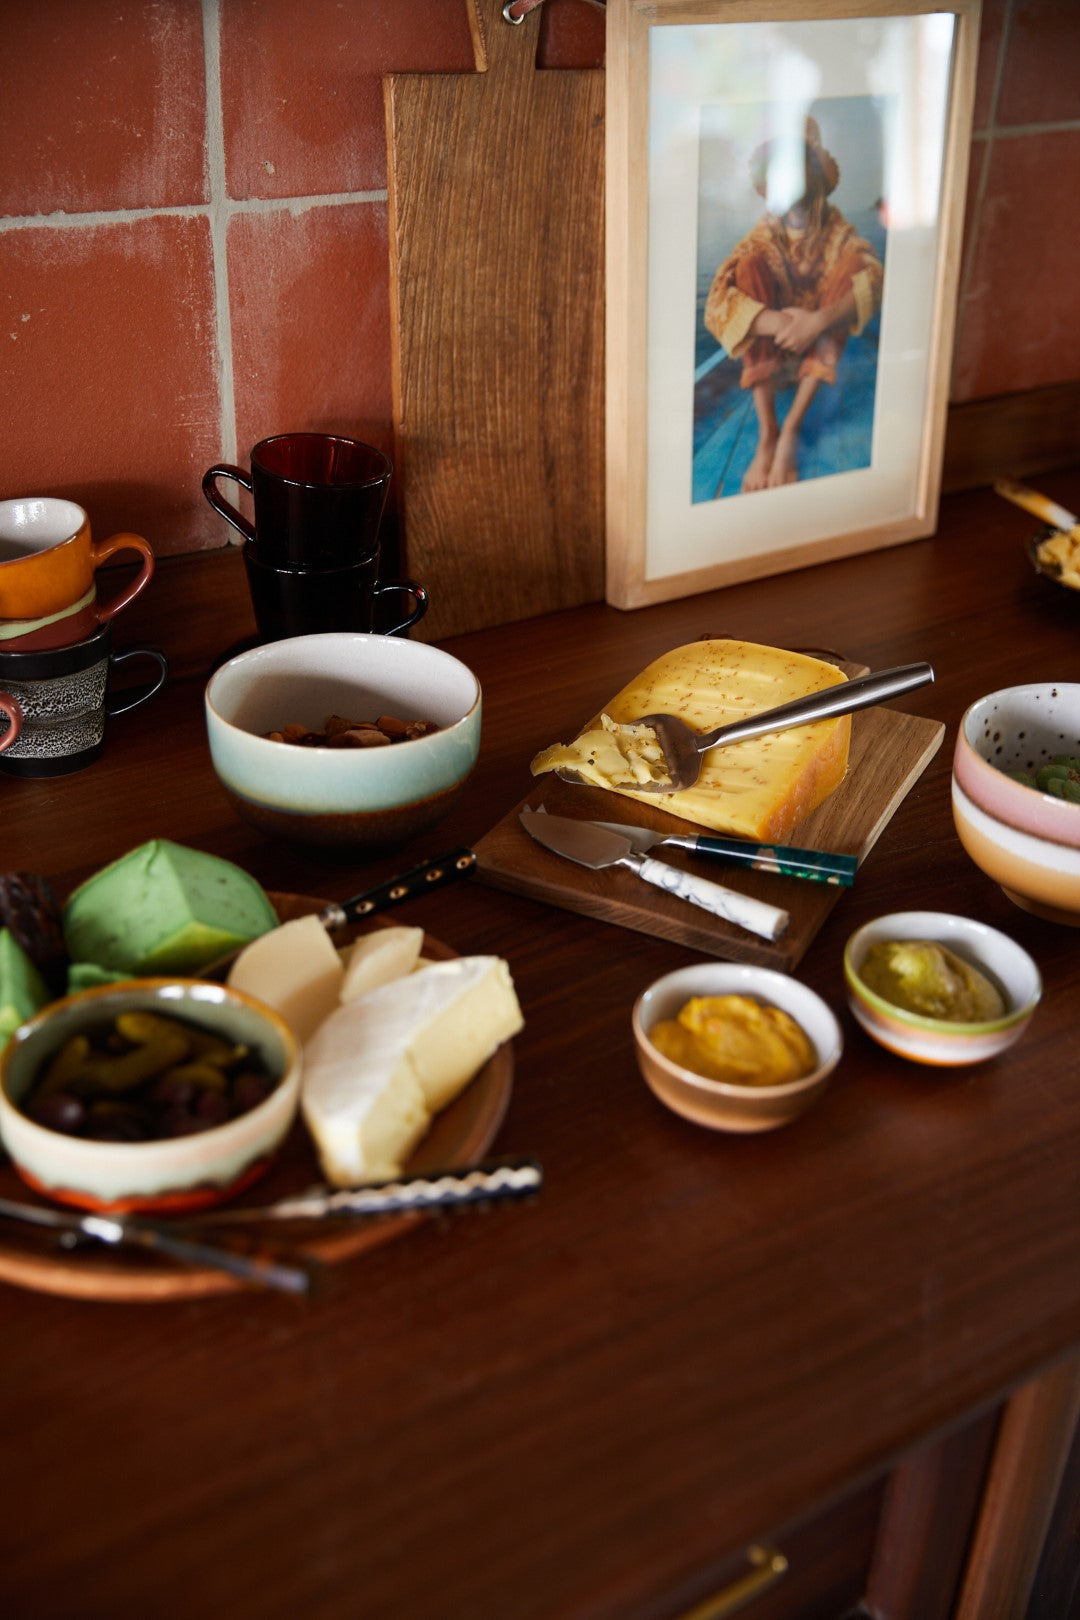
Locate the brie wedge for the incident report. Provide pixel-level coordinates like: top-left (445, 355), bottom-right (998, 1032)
top-left (301, 956), bottom-right (524, 1185)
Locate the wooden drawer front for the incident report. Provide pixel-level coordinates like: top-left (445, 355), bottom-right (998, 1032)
top-left (671, 1478), bottom-right (886, 1620)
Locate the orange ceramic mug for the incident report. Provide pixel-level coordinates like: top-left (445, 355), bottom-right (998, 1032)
top-left (0, 497), bottom-right (154, 621)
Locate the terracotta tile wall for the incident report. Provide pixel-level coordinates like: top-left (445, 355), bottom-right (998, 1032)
top-left (0, 0), bottom-right (1074, 562)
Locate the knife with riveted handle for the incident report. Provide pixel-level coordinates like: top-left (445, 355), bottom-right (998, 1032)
top-left (320, 848), bottom-right (477, 929)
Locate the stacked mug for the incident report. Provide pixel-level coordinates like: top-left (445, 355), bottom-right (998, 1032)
top-left (202, 433), bottom-right (427, 643)
top-left (0, 498), bottom-right (167, 777)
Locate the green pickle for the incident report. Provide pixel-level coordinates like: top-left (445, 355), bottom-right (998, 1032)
top-left (860, 940), bottom-right (1005, 1023)
top-left (1002, 754), bottom-right (1080, 801)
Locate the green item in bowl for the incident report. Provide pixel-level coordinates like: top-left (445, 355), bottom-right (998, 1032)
top-left (1004, 755), bottom-right (1080, 802)
top-left (63, 840), bottom-right (278, 976)
top-left (0, 928), bottom-right (50, 1048)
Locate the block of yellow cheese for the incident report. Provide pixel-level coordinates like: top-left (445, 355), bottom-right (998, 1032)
top-left (227, 913), bottom-right (345, 1044)
top-left (530, 639), bottom-right (850, 841)
top-left (301, 956), bottom-right (524, 1185)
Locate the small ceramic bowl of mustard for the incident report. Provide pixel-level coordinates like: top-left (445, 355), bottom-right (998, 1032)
top-left (843, 911), bottom-right (1041, 1066)
top-left (632, 962), bottom-right (842, 1133)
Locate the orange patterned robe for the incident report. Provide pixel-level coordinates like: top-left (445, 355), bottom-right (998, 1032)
top-left (704, 205), bottom-right (883, 389)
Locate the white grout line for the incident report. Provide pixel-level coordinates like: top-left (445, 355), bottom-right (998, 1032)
top-left (203, 0), bottom-right (235, 466)
top-left (0, 191), bottom-right (389, 232)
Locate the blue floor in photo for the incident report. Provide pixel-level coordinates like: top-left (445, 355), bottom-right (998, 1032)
top-left (692, 320), bottom-right (880, 503)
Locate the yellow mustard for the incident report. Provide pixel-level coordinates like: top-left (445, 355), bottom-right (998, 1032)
top-left (650, 994), bottom-right (816, 1087)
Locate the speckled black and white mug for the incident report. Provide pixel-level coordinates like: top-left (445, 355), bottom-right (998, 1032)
top-left (0, 625), bottom-right (168, 777)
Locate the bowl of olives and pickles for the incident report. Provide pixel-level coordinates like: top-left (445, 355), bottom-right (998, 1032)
top-left (0, 979), bottom-right (300, 1213)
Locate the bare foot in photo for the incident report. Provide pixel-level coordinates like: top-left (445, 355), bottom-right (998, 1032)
top-left (742, 436), bottom-right (777, 491)
top-left (767, 433), bottom-right (800, 486)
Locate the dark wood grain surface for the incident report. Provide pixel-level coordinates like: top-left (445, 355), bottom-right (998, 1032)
top-left (3, 475), bottom-right (1080, 1620)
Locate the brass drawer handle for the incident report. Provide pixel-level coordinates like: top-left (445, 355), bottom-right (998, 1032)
top-left (674, 1545), bottom-right (789, 1620)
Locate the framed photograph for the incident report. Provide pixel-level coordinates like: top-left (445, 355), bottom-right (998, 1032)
top-left (605, 0), bottom-right (981, 609)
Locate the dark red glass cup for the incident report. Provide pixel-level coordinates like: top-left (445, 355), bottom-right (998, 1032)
top-left (241, 546), bottom-right (427, 643)
top-left (203, 433), bottom-right (392, 570)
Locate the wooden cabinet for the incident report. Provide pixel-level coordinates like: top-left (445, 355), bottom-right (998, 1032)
top-left (676, 1361), bottom-right (1080, 1620)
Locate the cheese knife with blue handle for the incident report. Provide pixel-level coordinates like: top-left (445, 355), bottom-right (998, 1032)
top-left (581, 816), bottom-right (857, 887)
top-left (520, 808), bottom-right (789, 941)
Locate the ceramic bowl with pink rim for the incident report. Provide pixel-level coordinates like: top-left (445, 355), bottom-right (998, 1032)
top-left (844, 910), bottom-right (1041, 1066)
top-left (952, 683), bottom-right (1080, 847)
top-left (952, 778), bottom-right (1080, 926)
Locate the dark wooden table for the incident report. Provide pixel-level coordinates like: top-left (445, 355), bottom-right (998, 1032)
top-left (4, 479), bottom-right (1079, 1620)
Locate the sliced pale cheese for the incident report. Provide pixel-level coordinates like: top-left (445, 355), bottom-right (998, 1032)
top-left (227, 913), bottom-right (345, 1044)
top-left (339, 925), bottom-right (424, 1003)
top-left (531, 638), bottom-right (850, 841)
top-left (405, 957), bottom-right (523, 1112)
top-left (301, 955), bottom-right (524, 1185)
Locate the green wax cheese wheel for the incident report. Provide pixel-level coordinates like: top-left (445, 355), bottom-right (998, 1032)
top-left (0, 926), bottom-right (51, 1045)
top-left (62, 840), bottom-right (279, 975)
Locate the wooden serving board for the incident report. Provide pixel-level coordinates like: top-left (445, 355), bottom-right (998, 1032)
top-left (384, 0), bottom-right (605, 640)
top-left (475, 675), bottom-right (945, 969)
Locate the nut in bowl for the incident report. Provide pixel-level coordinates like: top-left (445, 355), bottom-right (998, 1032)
top-left (0, 979), bottom-right (300, 1213)
top-left (205, 632), bottom-right (481, 853)
top-left (843, 911), bottom-right (1041, 1067)
top-left (633, 963), bottom-right (842, 1133)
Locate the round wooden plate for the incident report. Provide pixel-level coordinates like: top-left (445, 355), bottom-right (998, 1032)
top-left (0, 895), bottom-right (514, 1302)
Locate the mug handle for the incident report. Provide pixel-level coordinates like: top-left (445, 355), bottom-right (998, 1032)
top-left (372, 579), bottom-right (429, 637)
top-left (106, 647), bottom-right (169, 717)
top-left (91, 532), bottom-right (156, 623)
top-left (203, 465), bottom-right (256, 542)
top-left (0, 693), bottom-right (23, 754)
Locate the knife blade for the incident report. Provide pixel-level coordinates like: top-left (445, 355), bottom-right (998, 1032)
top-left (579, 816), bottom-right (857, 887)
top-left (0, 1196), bottom-right (313, 1294)
top-left (520, 808), bottom-right (788, 941)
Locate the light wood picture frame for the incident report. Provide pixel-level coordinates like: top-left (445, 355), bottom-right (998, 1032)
top-left (605, 0), bottom-right (982, 610)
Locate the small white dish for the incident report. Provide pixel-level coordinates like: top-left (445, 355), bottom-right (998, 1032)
top-left (633, 961), bottom-right (842, 1133)
top-left (844, 910), bottom-right (1041, 1066)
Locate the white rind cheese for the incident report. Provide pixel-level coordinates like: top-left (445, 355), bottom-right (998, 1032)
top-left (301, 955), bottom-right (524, 1185)
top-left (339, 925), bottom-right (425, 1002)
top-left (227, 913), bottom-right (345, 1043)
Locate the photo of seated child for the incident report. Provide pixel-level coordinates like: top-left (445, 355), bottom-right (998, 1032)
top-left (694, 107), bottom-right (886, 500)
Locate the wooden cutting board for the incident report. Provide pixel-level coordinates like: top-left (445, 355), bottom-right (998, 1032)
top-left (384, 0), bottom-right (605, 641)
top-left (475, 671), bottom-right (945, 969)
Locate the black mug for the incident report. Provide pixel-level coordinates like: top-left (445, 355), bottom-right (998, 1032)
top-left (0, 624), bottom-right (168, 777)
top-left (203, 433), bottom-right (393, 570)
